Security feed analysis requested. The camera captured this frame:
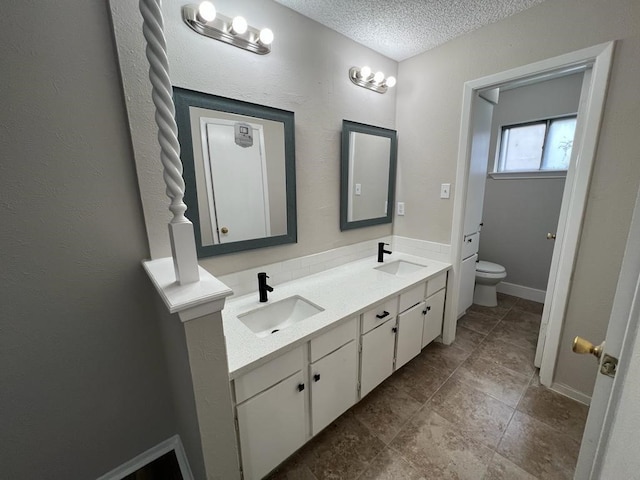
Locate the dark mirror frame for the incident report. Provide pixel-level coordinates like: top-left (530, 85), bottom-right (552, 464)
top-left (174, 87), bottom-right (297, 257)
top-left (340, 120), bottom-right (398, 231)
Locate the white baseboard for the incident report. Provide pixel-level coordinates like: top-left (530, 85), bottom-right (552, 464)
top-left (551, 382), bottom-right (592, 406)
top-left (497, 282), bottom-right (546, 303)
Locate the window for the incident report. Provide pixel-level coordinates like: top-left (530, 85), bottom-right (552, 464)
top-left (496, 115), bottom-right (577, 174)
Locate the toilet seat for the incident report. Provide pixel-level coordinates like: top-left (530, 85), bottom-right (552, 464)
top-left (476, 261), bottom-right (505, 275)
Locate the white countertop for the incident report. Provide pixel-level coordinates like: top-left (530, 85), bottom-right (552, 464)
top-left (222, 252), bottom-right (451, 379)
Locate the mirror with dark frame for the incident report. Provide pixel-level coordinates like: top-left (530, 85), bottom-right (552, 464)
top-left (340, 120), bottom-right (398, 231)
top-left (174, 87), bottom-right (297, 257)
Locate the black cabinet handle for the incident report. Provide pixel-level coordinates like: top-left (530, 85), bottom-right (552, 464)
top-left (376, 310), bottom-right (390, 319)
top-left (313, 373), bottom-right (321, 382)
top-left (297, 383), bottom-right (305, 392)
top-left (392, 326), bottom-right (398, 333)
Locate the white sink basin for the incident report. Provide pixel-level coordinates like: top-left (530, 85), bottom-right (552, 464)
top-left (375, 260), bottom-right (427, 276)
top-left (238, 295), bottom-right (324, 338)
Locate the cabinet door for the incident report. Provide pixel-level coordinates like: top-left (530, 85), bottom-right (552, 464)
top-left (458, 253), bottom-right (478, 317)
top-left (310, 341), bottom-right (358, 435)
top-left (360, 319), bottom-right (396, 398)
top-left (396, 301), bottom-right (425, 369)
top-left (423, 289), bottom-right (446, 348)
top-left (236, 370), bottom-right (306, 480)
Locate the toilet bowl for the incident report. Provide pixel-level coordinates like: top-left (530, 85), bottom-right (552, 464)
top-left (473, 261), bottom-right (507, 307)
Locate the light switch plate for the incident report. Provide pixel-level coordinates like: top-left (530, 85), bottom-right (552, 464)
top-left (440, 183), bottom-right (451, 199)
top-left (355, 183), bottom-right (361, 195)
top-left (397, 202), bottom-right (405, 215)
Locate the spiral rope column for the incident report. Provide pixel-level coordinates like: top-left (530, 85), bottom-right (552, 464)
top-left (140, 0), bottom-right (199, 284)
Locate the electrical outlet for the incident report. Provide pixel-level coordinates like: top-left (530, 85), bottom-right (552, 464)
top-left (355, 183), bottom-right (362, 195)
top-left (440, 183), bottom-right (451, 199)
top-left (397, 202), bottom-right (405, 216)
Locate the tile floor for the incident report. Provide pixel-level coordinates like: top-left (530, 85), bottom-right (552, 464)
top-left (267, 294), bottom-right (589, 480)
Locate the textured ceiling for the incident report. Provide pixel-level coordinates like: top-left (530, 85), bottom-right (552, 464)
top-left (273, 0), bottom-right (546, 61)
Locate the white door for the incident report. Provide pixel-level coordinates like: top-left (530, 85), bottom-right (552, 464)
top-left (360, 318), bottom-right (396, 397)
top-left (396, 301), bottom-right (425, 369)
top-left (236, 370), bottom-right (306, 480)
top-left (463, 94), bottom-right (493, 237)
top-left (574, 187), bottom-right (640, 478)
top-left (458, 254), bottom-right (478, 316)
top-left (205, 121), bottom-right (270, 244)
top-left (423, 289), bottom-right (446, 348)
top-left (310, 341), bottom-right (358, 435)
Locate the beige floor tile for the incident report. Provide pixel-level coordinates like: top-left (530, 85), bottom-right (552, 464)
top-left (483, 453), bottom-right (538, 480)
top-left (468, 295), bottom-right (514, 319)
top-left (386, 357), bottom-right (452, 404)
top-left (390, 407), bottom-right (493, 480)
top-left (353, 381), bottom-right (422, 444)
top-left (517, 384), bottom-right (589, 442)
top-left (453, 326), bottom-right (487, 352)
top-left (458, 311), bottom-right (501, 335)
top-left (512, 298), bottom-right (544, 315)
top-left (454, 356), bottom-right (530, 407)
top-left (358, 448), bottom-right (426, 480)
top-left (428, 377), bottom-right (514, 448)
top-left (488, 321), bottom-right (538, 352)
top-left (419, 342), bottom-right (471, 375)
top-left (498, 411), bottom-right (581, 480)
top-left (475, 336), bottom-right (536, 377)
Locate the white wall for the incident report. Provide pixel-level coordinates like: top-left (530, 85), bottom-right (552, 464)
top-left (111, 0), bottom-right (398, 277)
top-left (0, 2), bottom-right (178, 478)
top-left (479, 73), bottom-right (582, 291)
top-left (396, 0), bottom-right (640, 396)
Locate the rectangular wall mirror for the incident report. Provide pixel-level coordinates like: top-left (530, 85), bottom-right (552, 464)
top-left (174, 87), bottom-right (297, 257)
top-left (340, 120), bottom-right (398, 230)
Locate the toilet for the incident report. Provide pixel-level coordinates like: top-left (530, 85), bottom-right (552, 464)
top-left (473, 261), bottom-right (507, 307)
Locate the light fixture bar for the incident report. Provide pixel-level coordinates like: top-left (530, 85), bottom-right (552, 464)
top-left (182, 4), bottom-right (272, 55)
top-left (349, 67), bottom-right (396, 94)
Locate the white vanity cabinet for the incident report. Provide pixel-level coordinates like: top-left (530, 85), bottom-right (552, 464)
top-left (422, 289), bottom-right (446, 348)
top-left (309, 318), bottom-right (358, 435)
top-left (234, 347), bottom-right (306, 480)
top-left (359, 298), bottom-right (399, 397)
top-left (396, 301), bottom-right (427, 369)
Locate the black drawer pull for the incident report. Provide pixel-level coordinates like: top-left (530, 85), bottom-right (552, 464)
top-left (376, 310), bottom-right (390, 319)
top-left (392, 326), bottom-right (398, 333)
top-left (313, 373), bottom-right (321, 382)
top-left (297, 383), bottom-right (305, 392)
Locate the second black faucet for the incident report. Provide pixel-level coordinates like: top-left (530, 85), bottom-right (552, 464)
top-left (378, 242), bottom-right (392, 262)
top-left (257, 272), bottom-right (274, 302)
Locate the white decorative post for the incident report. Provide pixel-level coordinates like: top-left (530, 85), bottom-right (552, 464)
top-left (139, 0), bottom-right (199, 284)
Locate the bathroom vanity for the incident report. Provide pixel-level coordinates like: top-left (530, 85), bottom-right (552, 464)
top-left (222, 253), bottom-right (450, 480)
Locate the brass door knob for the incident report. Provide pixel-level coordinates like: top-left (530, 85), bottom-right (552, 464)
top-left (220, 227), bottom-right (229, 234)
top-left (547, 233), bottom-right (556, 240)
top-left (572, 336), bottom-right (604, 359)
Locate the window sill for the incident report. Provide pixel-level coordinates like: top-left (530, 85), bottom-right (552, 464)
top-left (489, 170), bottom-right (567, 180)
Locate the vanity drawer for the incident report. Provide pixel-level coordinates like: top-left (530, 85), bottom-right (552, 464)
top-left (361, 297), bottom-right (399, 334)
top-left (235, 346), bottom-right (304, 404)
top-left (399, 282), bottom-right (426, 313)
top-left (310, 317), bottom-right (357, 363)
top-left (426, 272), bottom-right (447, 297)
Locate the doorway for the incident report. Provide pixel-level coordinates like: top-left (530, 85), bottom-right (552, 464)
top-left (445, 42), bottom-right (615, 399)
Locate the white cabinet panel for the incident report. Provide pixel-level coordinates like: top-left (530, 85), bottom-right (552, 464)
top-left (458, 254), bottom-right (478, 317)
top-left (396, 301), bottom-right (425, 369)
top-left (360, 318), bottom-right (396, 397)
top-left (399, 282), bottom-right (426, 312)
top-left (236, 370), bottom-right (306, 480)
top-left (423, 289), bottom-right (446, 348)
top-left (310, 317), bottom-right (357, 363)
top-left (362, 297), bottom-right (399, 334)
top-left (426, 272), bottom-right (447, 297)
top-left (310, 341), bottom-right (358, 435)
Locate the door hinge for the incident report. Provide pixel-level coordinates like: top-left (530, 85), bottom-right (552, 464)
top-left (600, 353), bottom-right (618, 378)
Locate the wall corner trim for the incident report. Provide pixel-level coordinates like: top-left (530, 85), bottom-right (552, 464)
top-left (143, 257), bottom-right (233, 321)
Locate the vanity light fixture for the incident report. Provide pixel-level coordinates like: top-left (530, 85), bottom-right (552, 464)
top-left (182, 2), bottom-right (274, 55)
top-left (349, 66), bottom-right (397, 94)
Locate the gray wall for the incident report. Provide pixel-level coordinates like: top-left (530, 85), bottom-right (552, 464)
top-left (396, 0), bottom-right (640, 397)
top-left (0, 2), bottom-right (177, 478)
top-left (479, 74), bottom-right (582, 291)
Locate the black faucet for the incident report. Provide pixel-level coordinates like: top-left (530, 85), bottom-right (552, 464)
top-left (378, 242), bottom-right (392, 263)
top-left (257, 272), bottom-right (273, 303)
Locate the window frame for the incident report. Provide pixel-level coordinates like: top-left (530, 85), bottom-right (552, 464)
top-left (491, 113), bottom-right (577, 179)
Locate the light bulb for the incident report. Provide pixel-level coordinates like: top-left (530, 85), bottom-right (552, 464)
top-left (197, 1), bottom-right (216, 22)
top-left (385, 76), bottom-right (397, 88)
top-left (231, 16), bottom-right (248, 35)
top-left (359, 66), bottom-right (371, 80)
top-left (259, 28), bottom-right (274, 45)
top-left (373, 71), bottom-right (385, 84)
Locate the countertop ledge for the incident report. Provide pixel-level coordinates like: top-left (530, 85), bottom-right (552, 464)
top-left (223, 253), bottom-right (451, 379)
